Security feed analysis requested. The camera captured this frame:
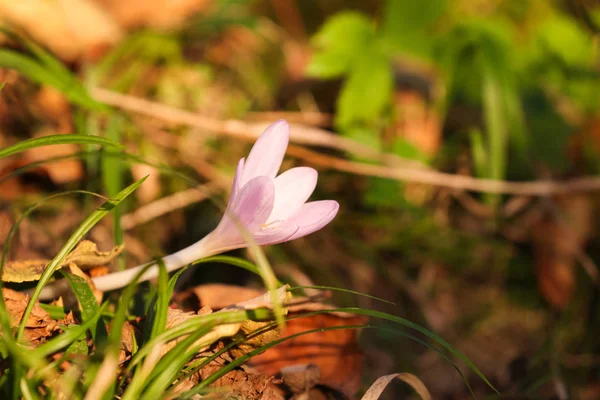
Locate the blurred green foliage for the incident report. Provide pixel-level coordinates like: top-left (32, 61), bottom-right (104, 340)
top-left (307, 0), bottom-right (600, 192)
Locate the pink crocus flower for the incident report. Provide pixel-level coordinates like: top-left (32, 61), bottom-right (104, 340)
top-left (39, 120), bottom-right (339, 299)
top-left (197, 119), bottom-right (339, 255)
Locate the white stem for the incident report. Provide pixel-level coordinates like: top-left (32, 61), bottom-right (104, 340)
top-left (38, 236), bottom-right (213, 301)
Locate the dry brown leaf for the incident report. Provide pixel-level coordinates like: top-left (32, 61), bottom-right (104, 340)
top-left (280, 364), bottom-right (320, 394)
top-left (249, 308), bottom-right (365, 397)
top-left (361, 373), bottom-right (431, 400)
top-left (199, 362), bottom-right (284, 400)
top-left (532, 194), bottom-right (593, 309)
top-left (162, 286), bottom-right (290, 357)
top-left (22, 129), bottom-right (83, 184)
top-left (0, 0), bottom-right (122, 61)
top-left (3, 287), bottom-right (57, 345)
top-left (94, 0), bottom-right (212, 30)
top-left (193, 283), bottom-right (263, 309)
top-left (2, 240), bottom-right (123, 283)
top-left (188, 284), bottom-right (362, 396)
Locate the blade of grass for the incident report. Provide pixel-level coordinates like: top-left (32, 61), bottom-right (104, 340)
top-left (139, 325), bottom-right (215, 399)
top-left (0, 135), bottom-right (123, 160)
top-left (288, 285), bottom-right (395, 305)
top-left (16, 177), bottom-right (147, 341)
top-left (143, 260), bottom-right (169, 343)
top-left (101, 115), bottom-right (125, 270)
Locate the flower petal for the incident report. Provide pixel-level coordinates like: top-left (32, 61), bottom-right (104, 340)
top-left (284, 200), bottom-right (339, 241)
top-left (227, 157), bottom-right (245, 209)
top-left (267, 167), bottom-right (318, 223)
top-left (241, 120), bottom-right (289, 185)
top-left (217, 176), bottom-right (275, 240)
top-left (253, 224), bottom-right (300, 246)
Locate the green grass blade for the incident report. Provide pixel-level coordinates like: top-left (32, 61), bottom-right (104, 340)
top-left (146, 260), bottom-right (169, 341)
top-left (16, 177), bottom-right (147, 341)
top-left (287, 285), bottom-right (396, 305)
top-left (102, 115), bottom-right (125, 270)
top-left (0, 135), bottom-right (123, 160)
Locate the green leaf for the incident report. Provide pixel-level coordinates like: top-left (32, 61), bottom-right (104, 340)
top-left (102, 115), bottom-right (125, 270)
top-left (307, 11), bottom-right (376, 79)
top-left (393, 138), bottom-right (427, 162)
top-left (469, 128), bottom-right (488, 178)
top-left (343, 126), bottom-right (381, 153)
top-left (0, 135), bottom-right (123, 160)
top-left (61, 270), bottom-right (108, 342)
top-left (336, 53), bottom-right (393, 128)
top-left (382, 0), bottom-right (447, 57)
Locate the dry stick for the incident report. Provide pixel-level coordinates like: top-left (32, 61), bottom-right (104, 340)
top-left (90, 87), bottom-right (420, 167)
top-left (120, 184), bottom-right (218, 230)
top-left (91, 87), bottom-right (600, 196)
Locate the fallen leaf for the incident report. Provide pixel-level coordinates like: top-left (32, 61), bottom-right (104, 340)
top-left (188, 284), bottom-right (363, 397)
top-left (94, 0), bottom-right (213, 30)
top-left (3, 288), bottom-right (57, 345)
top-left (200, 361), bottom-right (284, 400)
top-left (532, 194), bottom-right (593, 309)
top-left (193, 283), bottom-right (263, 309)
top-left (280, 364), bottom-right (320, 394)
top-left (2, 240), bottom-right (123, 283)
top-left (162, 286), bottom-right (289, 357)
top-left (0, 0), bottom-right (123, 61)
top-left (23, 131), bottom-right (83, 184)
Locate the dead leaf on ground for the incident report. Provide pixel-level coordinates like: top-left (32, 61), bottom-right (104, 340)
top-left (200, 360), bottom-right (284, 400)
top-left (95, 0), bottom-right (213, 30)
top-left (0, 0), bottom-right (123, 61)
top-left (3, 287), bottom-right (57, 345)
top-left (189, 284), bottom-right (364, 397)
top-left (532, 194), bottom-right (593, 309)
top-left (192, 283), bottom-right (263, 309)
top-left (2, 240), bottom-right (123, 283)
top-left (22, 129), bottom-right (83, 184)
top-left (162, 286), bottom-right (289, 357)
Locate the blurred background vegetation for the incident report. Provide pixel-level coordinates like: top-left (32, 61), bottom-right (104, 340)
top-left (2, 0), bottom-right (600, 398)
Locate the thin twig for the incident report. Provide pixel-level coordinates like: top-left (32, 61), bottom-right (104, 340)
top-left (120, 184), bottom-right (218, 230)
top-left (91, 87), bottom-right (600, 196)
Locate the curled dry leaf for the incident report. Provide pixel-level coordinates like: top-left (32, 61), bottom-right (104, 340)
top-left (3, 288), bottom-right (57, 345)
top-left (361, 373), bottom-right (431, 400)
top-left (2, 240), bottom-right (123, 283)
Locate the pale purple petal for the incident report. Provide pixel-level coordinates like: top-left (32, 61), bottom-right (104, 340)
top-left (267, 167), bottom-right (318, 223)
top-left (253, 224), bottom-right (299, 246)
top-left (217, 176), bottom-right (274, 238)
top-left (227, 158), bottom-right (245, 208)
top-left (283, 200), bottom-right (339, 241)
top-left (241, 120), bottom-right (289, 185)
